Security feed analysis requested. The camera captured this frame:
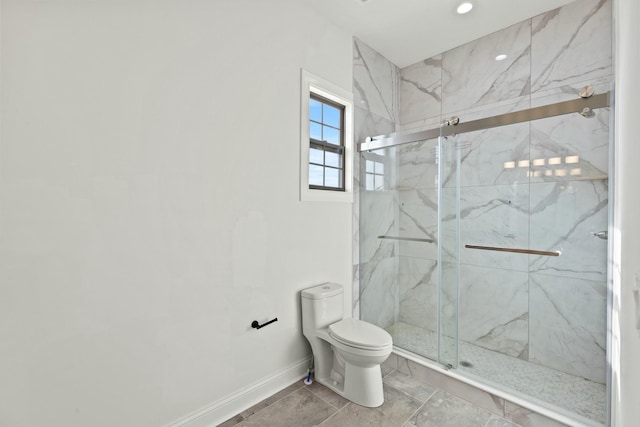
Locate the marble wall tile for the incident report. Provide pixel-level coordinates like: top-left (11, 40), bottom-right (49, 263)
top-left (398, 189), bottom-right (438, 260)
top-left (453, 122), bottom-right (530, 188)
top-left (359, 190), bottom-right (397, 264)
top-left (531, 0), bottom-right (612, 93)
top-left (359, 189), bottom-right (398, 328)
top-left (398, 138), bottom-right (439, 191)
top-left (360, 256), bottom-right (398, 329)
top-left (398, 257), bottom-right (438, 331)
top-left (354, 106), bottom-right (397, 318)
top-left (399, 56), bottom-right (442, 125)
top-left (529, 179), bottom-right (608, 282)
top-left (397, 115), bottom-right (443, 134)
top-left (442, 20), bottom-right (531, 115)
top-left (354, 106), bottom-right (396, 146)
top-left (530, 108), bottom-right (609, 183)
top-left (529, 273), bottom-right (607, 383)
top-left (458, 264), bottom-right (529, 358)
top-left (353, 38), bottom-right (399, 123)
top-left (530, 75), bottom-right (612, 108)
top-left (456, 184), bottom-right (531, 272)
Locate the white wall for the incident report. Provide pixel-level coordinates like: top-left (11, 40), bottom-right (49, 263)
top-left (612, 0), bottom-right (640, 425)
top-left (0, 1), bottom-right (353, 426)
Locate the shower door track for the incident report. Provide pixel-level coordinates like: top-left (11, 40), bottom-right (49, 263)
top-left (359, 92), bottom-right (610, 152)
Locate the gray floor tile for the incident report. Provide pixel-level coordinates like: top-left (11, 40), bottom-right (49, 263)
top-left (403, 390), bottom-right (493, 427)
top-left (236, 388), bottom-right (337, 427)
top-left (305, 381), bottom-right (351, 409)
top-left (320, 385), bottom-right (423, 427)
top-left (485, 415), bottom-right (521, 427)
top-left (239, 382), bottom-right (303, 419)
top-left (217, 414), bottom-right (243, 427)
top-left (384, 370), bottom-right (438, 403)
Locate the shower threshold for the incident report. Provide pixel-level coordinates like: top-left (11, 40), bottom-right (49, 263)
top-left (386, 322), bottom-right (606, 426)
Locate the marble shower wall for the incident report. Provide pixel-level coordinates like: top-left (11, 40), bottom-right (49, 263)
top-left (393, 0), bottom-right (612, 384)
top-left (354, 38), bottom-right (400, 328)
top-left (353, 0), bottom-right (611, 384)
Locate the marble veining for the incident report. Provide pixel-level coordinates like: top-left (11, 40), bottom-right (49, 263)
top-left (529, 274), bottom-right (607, 383)
top-left (400, 56), bottom-right (442, 125)
top-left (531, 0), bottom-right (612, 93)
top-left (355, 0), bottom-right (612, 422)
top-left (353, 38), bottom-right (399, 123)
top-left (458, 264), bottom-right (529, 358)
top-left (529, 179), bottom-right (608, 282)
top-left (441, 20), bottom-right (531, 115)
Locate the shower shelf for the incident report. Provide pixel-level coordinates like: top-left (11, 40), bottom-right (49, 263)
top-left (465, 244), bottom-right (560, 257)
top-left (378, 235), bottom-right (434, 243)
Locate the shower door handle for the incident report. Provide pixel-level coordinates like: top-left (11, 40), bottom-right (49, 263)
top-left (464, 244), bottom-right (560, 257)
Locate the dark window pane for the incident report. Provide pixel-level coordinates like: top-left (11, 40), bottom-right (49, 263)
top-left (323, 126), bottom-right (340, 144)
top-left (310, 99), bottom-right (322, 122)
top-left (323, 104), bottom-right (341, 128)
top-left (309, 165), bottom-right (324, 187)
top-left (310, 148), bottom-right (324, 164)
top-left (310, 122), bottom-right (322, 140)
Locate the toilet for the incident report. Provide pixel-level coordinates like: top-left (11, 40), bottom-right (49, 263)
top-left (301, 282), bottom-right (393, 407)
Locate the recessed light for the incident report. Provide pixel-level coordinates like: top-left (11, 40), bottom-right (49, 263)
top-left (457, 2), bottom-right (473, 14)
top-left (495, 54), bottom-right (508, 61)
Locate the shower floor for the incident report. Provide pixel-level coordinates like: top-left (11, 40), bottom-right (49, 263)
top-left (386, 322), bottom-right (606, 425)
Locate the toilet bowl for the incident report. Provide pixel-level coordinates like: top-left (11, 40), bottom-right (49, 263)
top-left (301, 283), bottom-right (393, 407)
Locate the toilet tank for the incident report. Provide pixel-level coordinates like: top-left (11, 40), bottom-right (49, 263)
top-left (301, 283), bottom-right (344, 333)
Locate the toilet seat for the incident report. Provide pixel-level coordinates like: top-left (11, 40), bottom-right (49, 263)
top-left (329, 318), bottom-right (392, 350)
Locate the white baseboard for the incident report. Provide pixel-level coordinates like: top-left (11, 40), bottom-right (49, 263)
top-left (166, 357), bottom-right (312, 427)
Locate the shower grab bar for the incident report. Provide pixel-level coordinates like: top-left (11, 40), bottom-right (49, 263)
top-left (465, 244), bottom-right (561, 257)
top-left (378, 235), bottom-right (434, 243)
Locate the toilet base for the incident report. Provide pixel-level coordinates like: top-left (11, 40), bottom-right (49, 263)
top-left (316, 363), bottom-right (384, 407)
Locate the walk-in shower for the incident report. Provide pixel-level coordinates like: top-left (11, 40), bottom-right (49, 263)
top-left (354, 1), bottom-right (612, 425)
top-left (358, 90), bottom-right (611, 425)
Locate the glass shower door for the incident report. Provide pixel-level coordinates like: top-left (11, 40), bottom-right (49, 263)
top-left (437, 132), bottom-right (460, 368)
top-left (359, 135), bottom-right (444, 363)
top-left (444, 108), bottom-right (609, 424)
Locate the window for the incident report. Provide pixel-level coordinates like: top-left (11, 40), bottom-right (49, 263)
top-left (364, 157), bottom-right (385, 191)
top-left (309, 94), bottom-right (345, 191)
top-left (300, 70), bottom-right (353, 202)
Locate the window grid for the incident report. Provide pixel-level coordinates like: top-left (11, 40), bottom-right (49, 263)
top-left (365, 159), bottom-right (385, 191)
top-left (309, 93), bottom-right (345, 192)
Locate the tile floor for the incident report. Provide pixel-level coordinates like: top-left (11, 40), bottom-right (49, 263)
top-left (387, 322), bottom-right (605, 424)
top-left (218, 367), bottom-right (521, 427)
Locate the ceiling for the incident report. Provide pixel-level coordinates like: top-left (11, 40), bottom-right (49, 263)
top-left (305, 0), bottom-right (577, 68)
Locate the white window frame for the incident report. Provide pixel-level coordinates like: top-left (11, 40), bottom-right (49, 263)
top-left (300, 69), bottom-right (354, 202)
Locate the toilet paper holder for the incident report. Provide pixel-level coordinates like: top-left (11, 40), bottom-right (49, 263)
top-left (251, 317), bottom-right (278, 330)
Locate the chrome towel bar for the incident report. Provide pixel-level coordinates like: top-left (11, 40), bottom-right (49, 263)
top-left (378, 235), bottom-right (434, 243)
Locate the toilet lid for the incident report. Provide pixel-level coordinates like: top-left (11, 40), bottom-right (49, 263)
top-left (329, 318), bottom-right (392, 350)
